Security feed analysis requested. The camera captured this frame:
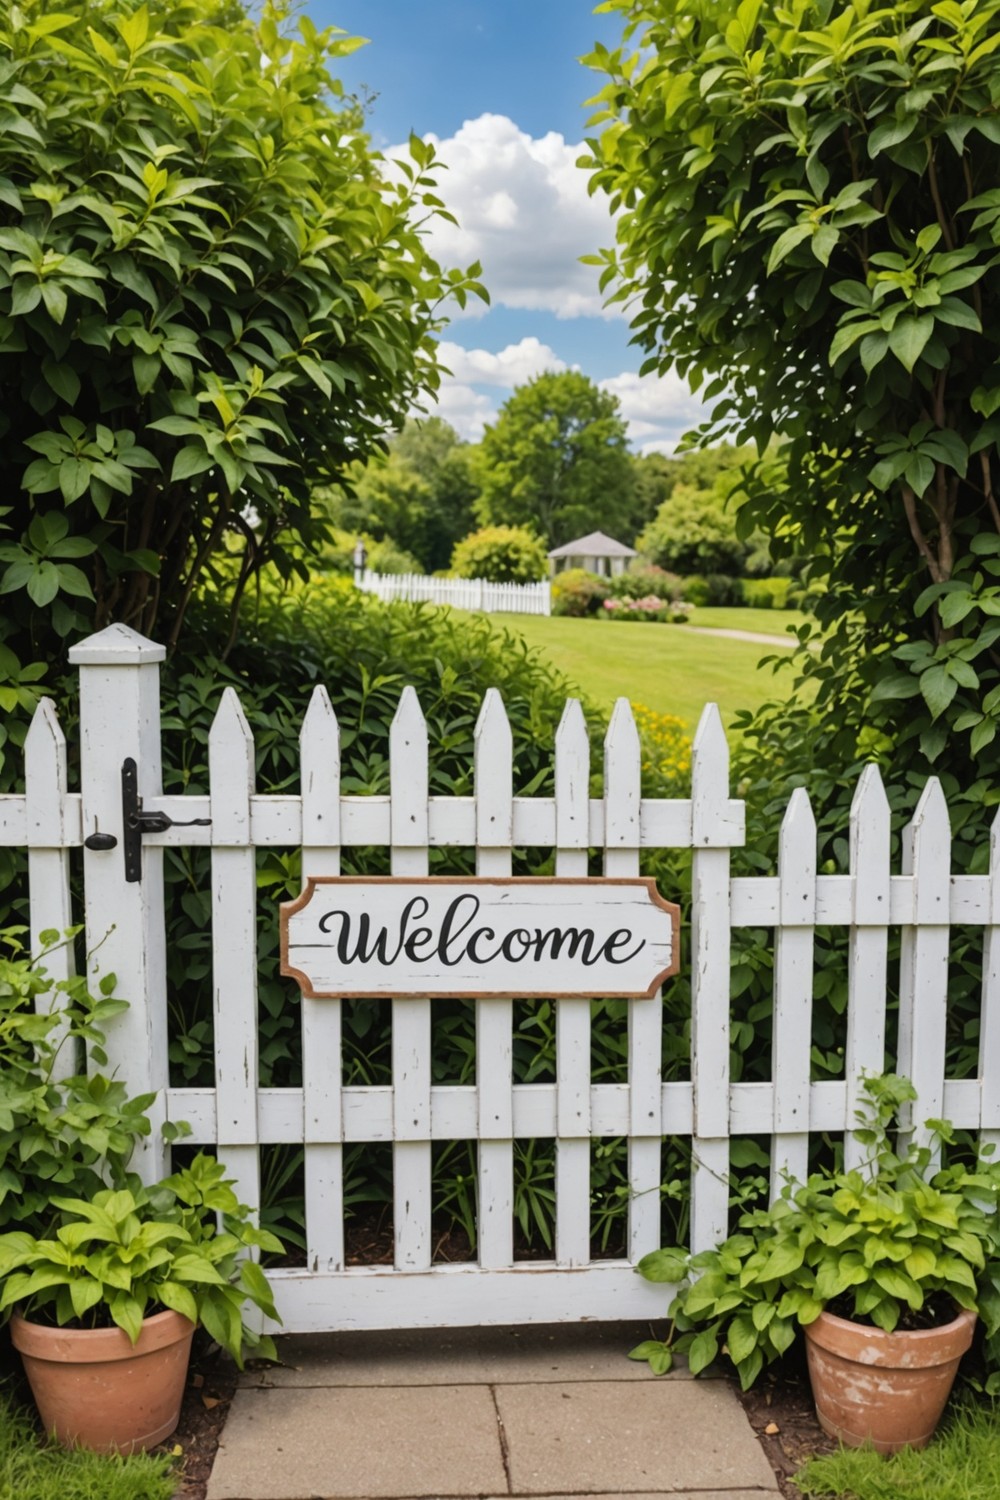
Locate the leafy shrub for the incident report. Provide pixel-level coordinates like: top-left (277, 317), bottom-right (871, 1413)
top-left (551, 568), bottom-right (610, 616)
top-left (633, 705), bottom-right (691, 786)
top-left (741, 577), bottom-right (792, 610)
top-left (637, 482), bottom-right (746, 576)
top-left (608, 566), bottom-right (682, 602)
top-left (450, 525), bottom-right (548, 583)
top-left (680, 574), bottom-right (740, 607)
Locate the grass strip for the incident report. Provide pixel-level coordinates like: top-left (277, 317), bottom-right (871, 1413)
top-left (795, 1398), bottom-right (1000, 1498)
top-left (0, 1384), bottom-right (177, 1500)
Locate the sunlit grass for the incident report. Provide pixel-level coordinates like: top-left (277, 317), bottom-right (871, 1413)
top-left (0, 1385), bottom-right (177, 1500)
top-left (795, 1398), bottom-right (1000, 1499)
top-left (482, 611), bottom-right (802, 731)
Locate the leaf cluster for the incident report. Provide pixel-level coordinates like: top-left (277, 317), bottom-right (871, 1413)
top-left (0, 1155), bottom-right (281, 1365)
top-left (0, 925), bottom-right (152, 1236)
top-left (631, 1075), bottom-right (1000, 1389)
top-left (449, 524), bottom-right (549, 583)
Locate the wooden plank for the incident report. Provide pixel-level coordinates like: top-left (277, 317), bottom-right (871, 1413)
top-left (209, 688), bottom-right (261, 1218)
top-left (605, 699), bottom-right (661, 1263)
top-left (896, 779), bottom-right (950, 1156)
top-left (475, 689), bottom-right (514, 1269)
top-left (390, 687), bottom-right (432, 1271)
top-left (25, 700), bottom-right (77, 1076)
top-left (265, 1259), bottom-right (667, 1334)
top-left (69, 625), bottom-right (170, 1180)
top-left (689, 705), bottom-right (732, 1254)
top-left (979, 807), bottom-right (1000, 1149)
top-left (844, 766), bottom-right (890, 1170)
top-left (554, 699), bottom-right (592, 1267)
top-left (770, 789), bottom-right (815, 1196)
top-left (300, 685), bottom-right (344, 1273)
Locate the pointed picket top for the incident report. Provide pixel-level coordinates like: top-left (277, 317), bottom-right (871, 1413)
top-left (906, 777), bottom-right (950, 924)
top-left (475, 688), bottom-right (512, 846)
top-left (25, 698), bottom-right (72, 849)
top-left (68, 622), bottom-right (165, 665)
top-left (604, 697), bottom-right (640, 849)
top-left (300, 685), bottom-right (341, 850)
top-left (209, 687), bottom-right (255, 842)
top-left (850, 764), bottom-right (891, 920)
top-left (691, 703), bottom-right (729, 845)
top-left (555, 698), bottom-right (590, 850)
top-left (778, 788), bottom-right (816, 926)
top-left (391, 686), bottom-right (429, 847)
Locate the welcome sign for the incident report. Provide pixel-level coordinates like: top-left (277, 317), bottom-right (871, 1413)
top-left (281, 877), bottom-right (680, 999)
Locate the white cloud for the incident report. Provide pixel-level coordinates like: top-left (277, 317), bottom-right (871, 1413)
top-left (437, 336), bottom-right (570, 388)
top-left (423, 380), bottom-right (497, 441)
top-left (393, 114), bottom-right (618, 320)
top-left (599, 370), bottom-right (709, 451)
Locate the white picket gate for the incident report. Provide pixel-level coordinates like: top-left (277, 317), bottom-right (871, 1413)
top-left (3, 621), bottom-right (1000, 1334)
top-left (358, 570), bottom-right (552, 615)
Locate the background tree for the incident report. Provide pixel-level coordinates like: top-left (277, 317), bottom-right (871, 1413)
top-left (316, 418), bottom-right (480, 571)
top-left (0, 0), bottom-right (483, 692)
top-left (638, 482), bottom-right (747, 576)
top-left (475, 371), bottom-right (637, 545)
top-left (631, 445), bottom-right (744, 531)
top-left (583, 0), bottom-right (1000, 789)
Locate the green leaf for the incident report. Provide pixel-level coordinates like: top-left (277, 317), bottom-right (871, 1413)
top-left (920, 664), bottom-right (959, 720)
top-left (888, 316), bottom-right (935, 374)
top-left (687, 1327), bottom-right (719, 1374)
top-left (868, 115), bottom-right (917, 156)
top-left (637, 1247), bottom-right (688, 1283)
top-left (170, 445), bottom-right (215, 483)
top-left (726, 1313), bottom-right (759, 1366)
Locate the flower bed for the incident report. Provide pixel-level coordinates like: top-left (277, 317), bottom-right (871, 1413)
top-left (602, 596), bottom-right (693, 623)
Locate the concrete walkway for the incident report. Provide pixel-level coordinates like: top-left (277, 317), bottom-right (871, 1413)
top-left (206, 1323), bottom-right (779, 1500)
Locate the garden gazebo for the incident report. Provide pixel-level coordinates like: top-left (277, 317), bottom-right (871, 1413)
top-left (547, 530), bottom-right (637, 578)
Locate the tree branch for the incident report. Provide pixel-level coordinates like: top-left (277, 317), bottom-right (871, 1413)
top-left (901, 482), bottom-right (942, 583)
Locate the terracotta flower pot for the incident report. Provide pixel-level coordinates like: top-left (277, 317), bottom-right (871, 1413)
top-left (803, 1304), bottom-right (976, 1455)
top-left (11, 1307), bottom-right (195, 1453)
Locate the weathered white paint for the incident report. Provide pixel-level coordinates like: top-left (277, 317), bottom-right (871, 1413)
top-left (25, 699), bottom-right (76, 1077)
top-left (69, 625), bottom-right (169, 1178)
top-left (7, 627), bottom-right (1000, 1334)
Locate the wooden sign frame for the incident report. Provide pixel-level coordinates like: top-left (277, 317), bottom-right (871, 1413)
top-left (280, 875), bottom-right (681, 1000)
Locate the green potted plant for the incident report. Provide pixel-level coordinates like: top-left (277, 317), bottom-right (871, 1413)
top-left (631, 1075), bottom-right (1000, 1453)
top-left (0, 927), bottom-right (282, 1452)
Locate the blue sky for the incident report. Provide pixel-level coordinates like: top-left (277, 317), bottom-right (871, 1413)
top-left (302, 2), bottom-right (703, 451)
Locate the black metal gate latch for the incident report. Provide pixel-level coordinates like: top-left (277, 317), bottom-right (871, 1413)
top-left (120, 756), bottom-right (212, 882)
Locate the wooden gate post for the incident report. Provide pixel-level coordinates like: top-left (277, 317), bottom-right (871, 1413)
top-left (69, 624), bottom-right (170, 1181)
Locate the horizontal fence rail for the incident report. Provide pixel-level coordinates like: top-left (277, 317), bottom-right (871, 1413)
top-left (3, 622), bottom-right (999, 1333)
top-left (357, 570), bottom-right (552, 615)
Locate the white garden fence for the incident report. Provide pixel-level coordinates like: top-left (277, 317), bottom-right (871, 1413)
top-left (3, 621), bottom-right (999, 1334)
top-left (358, 569), bottom-right (552, 615)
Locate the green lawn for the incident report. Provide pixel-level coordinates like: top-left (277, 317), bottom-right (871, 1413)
top-left (487, 612), bottom-right (802, 730)
top-left (686, 606), bottom-right (806, 637)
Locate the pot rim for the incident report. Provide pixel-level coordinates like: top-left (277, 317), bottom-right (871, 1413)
top-left (804, 1302), bottom-right (977, 1367)
top-left (10, 1305), bottom-right (196, 1363)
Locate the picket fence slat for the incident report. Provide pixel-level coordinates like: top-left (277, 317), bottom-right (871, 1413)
top-left (475, 690), bottom-right (515, 1269)
top-left (209, 688), bottom-right (262, 1220)
top-left (980, 808), bottom-right (1000, 1148)
top-left (390, 688), bottom-right (433, 1270)
top-left (770, 789), bottom-right (816, 1194)
top-left (689, 705), bottom-right (731, 1254)
top-left (843, 766), bottom-right (891, 1169)
top-left (897, 780), bottom-right (951, 1155)
top-left (554, 699), bottom-right (592, 1266)
top-left (300, 686), bottom-right (344, 1273)
top-left (605, 700), bottom-right (661, 1263)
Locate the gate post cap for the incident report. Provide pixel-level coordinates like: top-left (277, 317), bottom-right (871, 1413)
top-left (69, 624), bottom-right (166, 666)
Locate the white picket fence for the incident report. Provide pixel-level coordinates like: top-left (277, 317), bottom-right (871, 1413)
top-left (3, 622), bottom-right (999, 1334)
top-left (358, 569), bottom-right (552, 615)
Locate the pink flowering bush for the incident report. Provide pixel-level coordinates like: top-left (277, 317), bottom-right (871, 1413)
top-left (602, 596), bottom-right (693, 623)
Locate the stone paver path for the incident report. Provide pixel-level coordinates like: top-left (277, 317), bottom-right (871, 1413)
top-left (206, 1323), bottom-right (779, 1500)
